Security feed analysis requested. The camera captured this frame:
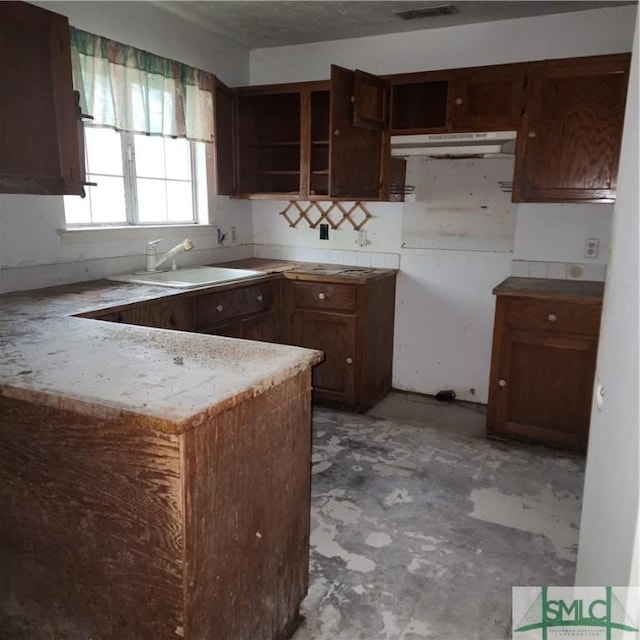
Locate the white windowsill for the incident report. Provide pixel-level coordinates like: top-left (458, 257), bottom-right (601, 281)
top-left (57, 224), bottom-right (218, 244)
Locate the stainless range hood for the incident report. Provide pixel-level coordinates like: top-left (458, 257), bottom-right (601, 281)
top-left (391, 131), bottom-right (517, 157)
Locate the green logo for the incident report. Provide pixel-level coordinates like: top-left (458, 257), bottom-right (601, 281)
top-left (514, 587), bottom-right (639, 640)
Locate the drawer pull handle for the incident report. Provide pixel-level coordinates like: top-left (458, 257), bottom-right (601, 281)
top-left (548, 314), bottom-right (557, 322)
top-left (318, 292), bottom-right (326, 300)
top-left (346, 357), bottom-right (353, 365)
top-left (256, 294), bottom-right (263, 302)
top-left (216, 304), bottom-right (224, 313)
top-left (498, 379), bottom-right (507, 387)
top-left (455, 97), bottom-right (463, 105)
top-left (528, 131), bottom-right (536, 139)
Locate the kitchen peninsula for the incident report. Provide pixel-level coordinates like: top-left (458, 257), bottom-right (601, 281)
top-left (0, 270), bottom-right (324, 640)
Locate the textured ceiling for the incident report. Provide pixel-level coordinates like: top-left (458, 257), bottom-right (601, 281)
top-left (153, 1), bottom-right (636, 48)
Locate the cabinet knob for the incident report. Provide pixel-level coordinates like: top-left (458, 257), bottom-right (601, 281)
top-left (548, 313), bottom-right (557, 322)
top-left (455, 97), bottom-right (463, 105)
top-left (216, 304), bottom-right (224, 312)
top-left (318, 292), bottom-right (326, 300)
top-left (346, 357), bottom-right (353, 365)
top-left (256, 294), bottom-right (263, 302)
top-left (334, 129), bottom-right (341, 136)
top-left (498, 379), bottom-right (507, 387)
top-left (528, 131), bottom-right (536, 139)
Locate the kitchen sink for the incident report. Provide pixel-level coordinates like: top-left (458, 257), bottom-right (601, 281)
top-left (107, 266), bottom-right (264, 289)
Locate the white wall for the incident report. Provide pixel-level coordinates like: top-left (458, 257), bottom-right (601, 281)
top-left (249, 5), bottom-right (636, 401)
top-left (250, 6), bottom-right (636, 83)
top-left (37, 1), bottom-right (249, 87)
top-left (576, 14), bottom-right (639, 588)
top-left (0, 1), bottom-right (252, 293)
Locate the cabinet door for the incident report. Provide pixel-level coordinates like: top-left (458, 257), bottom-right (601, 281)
top-left (452, 64), bottom-right (524, 131)
top-left (488, 329), bottom-right (598, 450)
top-left (353, 70), bottom-right (389, 130)
top-left (329, 65), bottom-right (384, 199)
top-left (513, 54), bottom-right (630, 203)
top-left (0, 2), bottom-right (81, 195)
top-left (213, 78), bottom-right (236, 195)
top-left (290, 309), bottom-right (356, 405)
top-left (240, 311), bottom-right (278, 343)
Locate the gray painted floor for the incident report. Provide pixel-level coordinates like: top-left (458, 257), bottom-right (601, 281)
top-left (293, 392), bottom-right (585, 640)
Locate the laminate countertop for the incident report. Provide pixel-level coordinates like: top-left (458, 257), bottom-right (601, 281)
top-left (219, 258), bottom-right (398, 284)
top-left (493, 277), bottom-right (605, 301)
top-left (1, 259), bottom-right (391, 434)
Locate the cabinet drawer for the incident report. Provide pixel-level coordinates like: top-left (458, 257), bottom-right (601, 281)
top-left (290, 282), bottom-right (357, 312)
top-left (194, 283), bottom-right (273, 330)
top-left (503, 298), bottom-right (601, 336)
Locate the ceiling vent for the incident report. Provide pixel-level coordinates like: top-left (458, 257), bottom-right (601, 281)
top-left (394, 4), bottom-right (459, 20)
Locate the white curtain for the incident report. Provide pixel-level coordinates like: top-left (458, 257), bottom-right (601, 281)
top-left (70, 28), bottom-right (215, 142)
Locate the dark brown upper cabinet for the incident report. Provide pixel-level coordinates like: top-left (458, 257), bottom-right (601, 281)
top-left (451, 63), bottom-right (525, 131)
top-left (330, 65), bottom-right (386, 199)
top-left (0, 2), bottom-right (82, 195)
top-left (234, 66), bottom-right (389, 200)
top-left (212, 77), bottom-right (236, 196)
top-left (235, 82), bottom-right (315, 198)
top-left (389, 70), bottom-right (452, 134)
top-left (353, 69), bottom-right (390, 130)
top-left (513, 53), bottom-right (630, 203)
top-left (389, 63), bottom-right (525, 134)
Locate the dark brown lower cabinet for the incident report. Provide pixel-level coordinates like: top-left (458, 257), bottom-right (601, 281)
top-left (91, 298), bottom-right (193, 330)
top-left (91, 268), bottom-right (397, 412)
top-left (487, 278), bottom-right (604, 451)
top-left (291, 310), bottom-right (357, 406)
top-left (193, 280), bottom-right (281, 343)
top-left (239, 310), bottom-right (279, 342)
top-left (285, 273), bottom-right (396, 412)
top-left (0, 370), bottom-right (313, 640)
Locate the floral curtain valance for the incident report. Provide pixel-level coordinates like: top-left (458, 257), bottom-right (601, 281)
top-left (70, 27), bottom-right (215, 143)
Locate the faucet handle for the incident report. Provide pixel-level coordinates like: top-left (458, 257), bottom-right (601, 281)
top-left (147, 239), bottom-right (162, 250)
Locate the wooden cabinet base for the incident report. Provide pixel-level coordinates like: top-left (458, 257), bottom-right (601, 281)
top-left (285, 272), bottom-right (396, 413)
top-left (486, 278), bottom-right (603, 452)
top-left (0, 370), bottom-right (313, 640)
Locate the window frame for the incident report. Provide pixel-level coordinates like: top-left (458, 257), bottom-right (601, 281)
top-left (66, 125), bottom-right (201, 228)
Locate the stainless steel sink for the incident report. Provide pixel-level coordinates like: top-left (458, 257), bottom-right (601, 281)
top-left (107, 266), bottom-right (264, 289)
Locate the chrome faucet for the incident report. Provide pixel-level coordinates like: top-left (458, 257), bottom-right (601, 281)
top-left (145, 239), bottom-right (194, 272)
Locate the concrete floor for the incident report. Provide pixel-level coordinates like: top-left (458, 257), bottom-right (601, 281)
top-left (293, 392), bottom-right (585, 640)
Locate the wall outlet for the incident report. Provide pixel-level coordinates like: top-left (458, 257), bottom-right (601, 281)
top-left (319, 223), bottom-right (329, 240)
top-left (356, 230), bottom-right (371, 247)
top-left (584, 238), bottom-right (599, 259)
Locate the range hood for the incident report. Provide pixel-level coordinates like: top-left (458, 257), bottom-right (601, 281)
top-left (391, 131), bottom-right (517, 158)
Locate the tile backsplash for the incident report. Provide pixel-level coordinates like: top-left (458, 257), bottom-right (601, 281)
top-left (252, 244), bottom-right (401, 269)
top-left (511, 259), bottom-right (607, 281)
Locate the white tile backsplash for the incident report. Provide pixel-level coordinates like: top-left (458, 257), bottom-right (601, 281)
top-left (251, 244), bottom-right (401, 270)
top-left (511, 260), bottom-right (530, 277)
top-left (510, 259), bottom-right (607, 282)
top-left (355, 252), bottom-right (373, 267)
top-left (547, 262), bottom-right (567, 280)
top-left (528, 261), bottom-right (549, 278)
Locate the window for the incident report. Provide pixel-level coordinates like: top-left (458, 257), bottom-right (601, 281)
top-left (65, 127), bottom-right (204, 226)
top-left (65, 28), bottom-right (216, 228)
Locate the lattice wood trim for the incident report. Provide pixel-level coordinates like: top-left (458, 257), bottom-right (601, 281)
top-left (279, 201), bottom-right (372, 231)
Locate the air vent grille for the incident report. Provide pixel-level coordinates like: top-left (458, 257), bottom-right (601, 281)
top-left (394, 4), bottom-right (459, 20)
